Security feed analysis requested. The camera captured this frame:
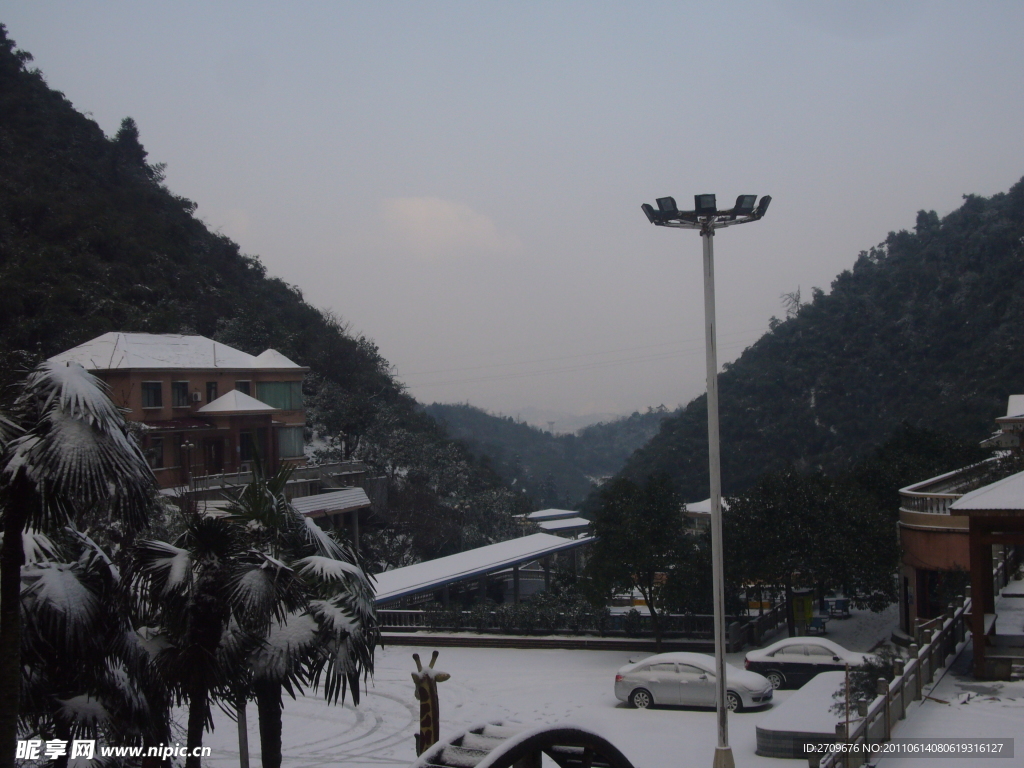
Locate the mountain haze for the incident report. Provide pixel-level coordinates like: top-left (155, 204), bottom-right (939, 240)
top-left (423, 403), bottom-right (674, 507)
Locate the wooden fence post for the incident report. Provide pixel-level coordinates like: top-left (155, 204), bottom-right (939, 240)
top-left (908, 644), bottom-right (921, 701)
top-left (877, 678), bottom-right (890, 740)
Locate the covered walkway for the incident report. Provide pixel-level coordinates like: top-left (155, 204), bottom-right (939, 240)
top-left (374, 532), bottom-right (592, 606)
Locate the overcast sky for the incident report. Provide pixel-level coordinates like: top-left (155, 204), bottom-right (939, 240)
top-left (6, 2), bottom-right (1024, 425)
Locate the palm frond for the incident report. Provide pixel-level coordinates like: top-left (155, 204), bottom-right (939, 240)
top-left (19, 527), bottom-right (62, 565)
top-left (134, 539), bottom-right (193, 596)
top-left (4, 362), bottom-right (155, 530)
top-left (21, 563), bottom-right (102, 649)
top-left (295, 555), bottom-right (368, 586)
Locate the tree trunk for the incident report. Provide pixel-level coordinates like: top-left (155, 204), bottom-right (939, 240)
top-left (52, 719), bottom-right (71, 768)
top-left (255, 680), bottom-right (283, 768)
top-left (785, 578), bottom-right (795, 637)
top-left (237, 696), bottom-right (250, 768)
top-left (0, 497), bottom-right (28, 768)
top-left (186, 683), bottom-right (208, 768)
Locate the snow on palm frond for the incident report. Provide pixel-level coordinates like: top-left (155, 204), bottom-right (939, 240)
top-left (55, 695), bottom-right (110, 730)
top-left (4, 362), bottom-right (154, 528)
top-left (295, 555), bottom-right (368, 587)
top-left (126, 626), bottom-right (174, 661)
top-left (21, 563), bottom-right (101, 647)
top-left (68, 527), bottom-right (121, 583)
top-left (307, 599), bottom-right (359, 637)
top-left (104, 659), bottom-right (150, 718)
top-left (300, 516), bottom-right (348, 559)
top-left (306, 595), bottom-right (375, 706)
top-left (134, 540), bottom-right (192, 595)
top-left (19, 527), bottom-right (62, 565)
top-left (0, 411), bottom-right (21, 451)
top-left (249, 612), bottom-right (319, 682)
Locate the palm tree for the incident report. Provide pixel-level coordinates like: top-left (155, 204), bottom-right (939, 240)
top-left (19, 526), bottom-right (172, 768)
top-left (223, 463), bottom-right (378, 768)
top-left (131, 512), bottom-right (270, 768)
top-left (0, 362), bottom-right (154, 768)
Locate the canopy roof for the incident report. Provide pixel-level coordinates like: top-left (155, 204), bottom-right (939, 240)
top-left (525, 508), bottom-right (578, 521)
top-left (537, 516), bottom-right (591, 532)
top-left (950, 470), bottom-right (1024, 515)
top-left (373, 532), bottom-right (592, 605)
top-left (49, 332), bottom-right (305, 371)
top-left (291, 488), bottom-right (371, 518)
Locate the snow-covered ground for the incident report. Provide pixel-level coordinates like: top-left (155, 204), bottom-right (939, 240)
top-left (200, 604), bottom-right (899, 768)
top-left (875, 586), bottom-right (1024, 768)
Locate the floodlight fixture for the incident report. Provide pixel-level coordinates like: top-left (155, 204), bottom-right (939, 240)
top-left (656, 196), bottom-right (679, 214)
top-left (756, 195), bottom-right (772, 219)
top-left (732, 195), bottom-right (757, 217)
top-left (694, 194), bottom-right (717, 216)
top-left (641, 203), bottom-right (661, 225)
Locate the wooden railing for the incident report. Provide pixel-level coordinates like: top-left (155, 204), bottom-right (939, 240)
top-left (817, 597), bottom-right (969, 768)
top-left (379, 602), bottom-right (786, 651)
top-left (817, 551), bottom-right (1017, 768)
top-left (898, 490), bottom-right (961, 515)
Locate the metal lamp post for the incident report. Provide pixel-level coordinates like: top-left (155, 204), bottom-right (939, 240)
top-left (641, 193), bottom-right (771, 768)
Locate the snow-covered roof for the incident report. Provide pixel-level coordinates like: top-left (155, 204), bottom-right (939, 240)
top-left (684, 498), bottom-right (731, 515)
top-left (253, 348), bottom-right (304, 369)
top-left (525, 508), bottom-right (578, 521)
top-left (950, 470), bottom-right (1024, 514)
top-left (291, 488), bottom-right (371, 518)
top-left (49, 332), bottom-right (305, 371)
top-left (198, 390), bottom-right (277, 414)
top-left (373, 533), bottom-right (592, 605)
top-left (1007, 395), bottom-right (1024, 418)
top-left (536, 516), bottom-right (591, 532)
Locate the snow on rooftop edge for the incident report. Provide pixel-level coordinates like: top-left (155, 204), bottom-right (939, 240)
top-left (49, 332), bottom-right (304, 371)
top-left (198, 390), bottom-right (278, 413)
top-left (950, 469), bottom-right (1024, 511)
top-left (373, 533), bottom-right (592, 603)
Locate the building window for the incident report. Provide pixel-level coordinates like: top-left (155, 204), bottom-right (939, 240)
top-left (256, 381), bottom-right (303, 410)
top-left (235, 380), bottom-right (251, 396)
top-left (278, 426), bottom-right (305, 459)
top-left (172, 381), bottom-right (190, 407)
top-left (146, 437), bottom-right (165, 469)
top-left (141, 382), bottom-right (162, 409)
top-left (206, 381), bottom-right (218, 402)
top-left (239, 431), bottom-right (255, 462)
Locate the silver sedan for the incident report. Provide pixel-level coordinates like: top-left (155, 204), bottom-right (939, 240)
top-left (614, 652), bottom-right (773, 712)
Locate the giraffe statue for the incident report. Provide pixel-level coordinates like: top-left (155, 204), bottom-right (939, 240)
top-left (411, 650), bottom-right (450, 756)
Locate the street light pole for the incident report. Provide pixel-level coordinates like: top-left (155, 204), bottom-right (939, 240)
top-left (701, 222), bottom-right (732, 768)
top-left (641, 194), bottom-right (771, 768)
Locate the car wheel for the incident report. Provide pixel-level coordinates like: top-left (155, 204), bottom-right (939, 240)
top-left (630, 689), bottom-right (653, 709)
top-left (766, 672), bottom-right (784, 690)
top-left (726, 691), bottom-right (742, 712)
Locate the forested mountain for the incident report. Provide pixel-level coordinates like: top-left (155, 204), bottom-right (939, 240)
top-left (423, 403), bottom-right (674, 507)
top-left (612, 181), bottom-right (1024, 503)
top-left (0, 26), bottom-right (526, 564)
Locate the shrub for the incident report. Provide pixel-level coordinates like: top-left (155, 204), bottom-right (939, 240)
top-left (623, 608), bottom-right (644, 637)
top-left (469, 600), bottom-right (494, 632)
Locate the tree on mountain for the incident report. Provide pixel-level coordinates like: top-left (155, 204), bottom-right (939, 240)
top-left (583, 474), bottom-right (690, 649)
top-left (0, 362), bottom-right (154, 768)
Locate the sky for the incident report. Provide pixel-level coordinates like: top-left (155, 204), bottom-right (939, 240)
top-left (5, 2), bottom-right (1024, 426)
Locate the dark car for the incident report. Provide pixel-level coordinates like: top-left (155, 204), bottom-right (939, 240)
top-left (743, 638), bottom-right (875, 690)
